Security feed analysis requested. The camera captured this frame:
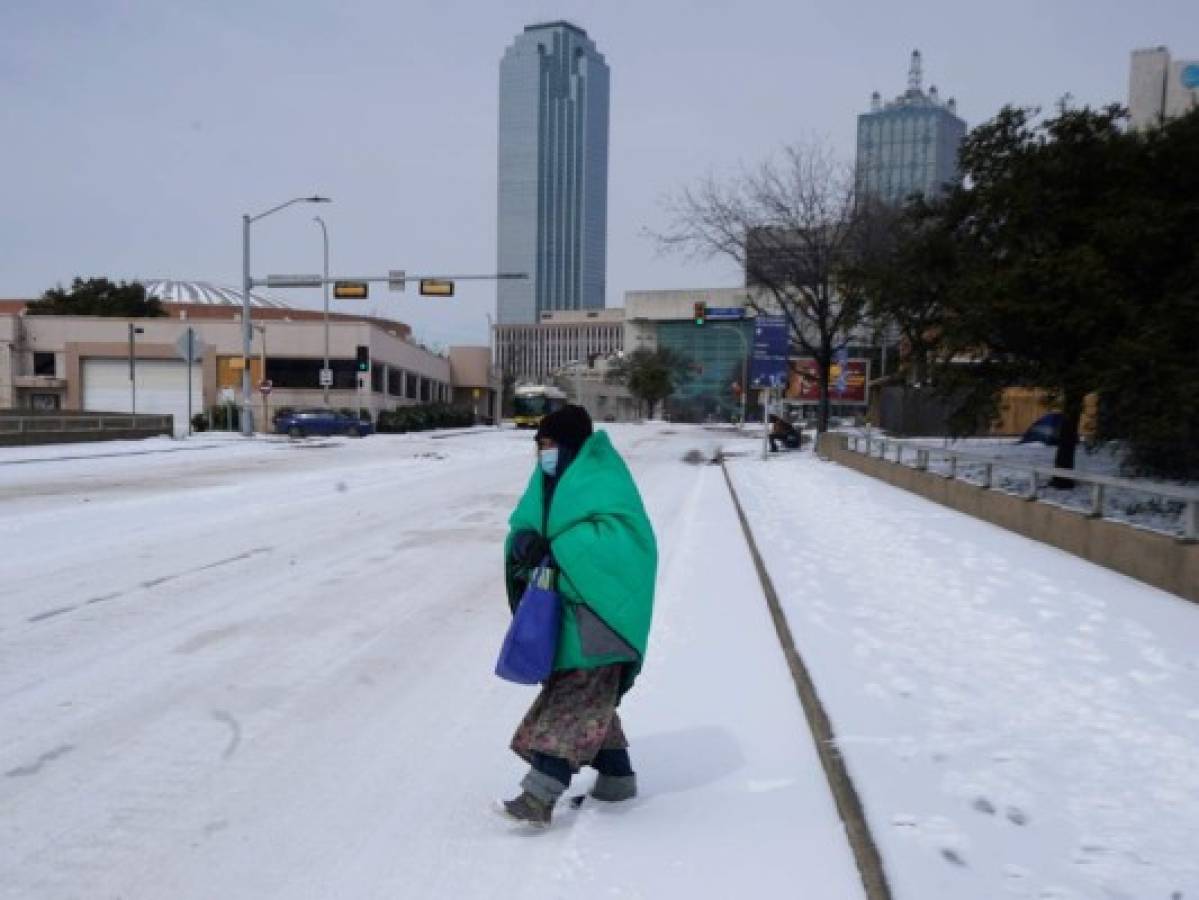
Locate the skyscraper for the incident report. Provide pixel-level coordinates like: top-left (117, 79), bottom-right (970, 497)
top-left (497, 21), bottom-right (610, 325)
top-left (1128, 46), bottom-right (1199, 129)
top-left (855, 51), bottom-right (966, 206)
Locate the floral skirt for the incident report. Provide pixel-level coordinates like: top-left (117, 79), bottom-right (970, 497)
top-left (510, 665), bottom-right (628, 770)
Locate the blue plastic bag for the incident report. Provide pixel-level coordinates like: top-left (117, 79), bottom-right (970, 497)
top-left (495, 562), bottom-right (561, 685)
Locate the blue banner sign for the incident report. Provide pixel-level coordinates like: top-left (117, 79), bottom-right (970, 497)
top-left (750, 316), bottom-right (789, 388)
top-left (704, 307), bottom-right (744, 321)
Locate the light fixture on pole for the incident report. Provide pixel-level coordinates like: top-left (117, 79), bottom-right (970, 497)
top-left (242, 195), bottom-right (330, 436)
top-left (313, 216), bottom-right (330, 407)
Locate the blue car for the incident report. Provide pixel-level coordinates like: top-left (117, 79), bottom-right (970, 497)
top-left (275, 409), bottom-right (373, 438)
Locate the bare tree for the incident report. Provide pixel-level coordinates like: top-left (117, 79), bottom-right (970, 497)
top-left (656, 142), bottom-right (875, 432)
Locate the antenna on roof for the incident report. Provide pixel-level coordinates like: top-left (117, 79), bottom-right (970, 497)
top-left (908, 49), bottom-right (923, 94)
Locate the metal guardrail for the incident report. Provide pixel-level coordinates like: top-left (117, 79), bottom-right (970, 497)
top-left (848, 435), bottom-right (1199, 542)
top-left (0, 414), bottom-right (173, 435)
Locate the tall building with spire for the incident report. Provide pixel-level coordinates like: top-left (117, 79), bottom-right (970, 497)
top-left (855, 51), bottom-right (966, 206)
top-left (496, 22), bottom-right (610, 325)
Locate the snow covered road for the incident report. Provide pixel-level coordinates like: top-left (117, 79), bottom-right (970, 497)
top-left (1, 427), bottom-right (863, 899)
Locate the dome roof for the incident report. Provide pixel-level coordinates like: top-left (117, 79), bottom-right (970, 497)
top-left (142, 279), bottom-right (294, 310)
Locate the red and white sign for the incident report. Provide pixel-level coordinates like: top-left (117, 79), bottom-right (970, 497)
top-left (258, 380), bottom-right (273, 395)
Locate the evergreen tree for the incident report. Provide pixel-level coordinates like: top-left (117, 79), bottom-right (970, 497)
top-left (605, 348), bottom-right (693, 419)
top-left (934, 105), bottom-right (1140, 478)
top-left (27, 278), bottom-right (165, 317)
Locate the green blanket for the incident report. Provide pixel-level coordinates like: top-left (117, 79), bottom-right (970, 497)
top-left (505, 431), bottom-right (658, 691)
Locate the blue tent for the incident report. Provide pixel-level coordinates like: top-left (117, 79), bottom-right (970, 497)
top-left (1018, 412), bottom-right (1064, 446)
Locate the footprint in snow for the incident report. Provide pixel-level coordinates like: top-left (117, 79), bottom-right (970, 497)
top-left (972, 797), bottom-right (996, 815)
top-left (1006, 806), bottom-right (1029, 826)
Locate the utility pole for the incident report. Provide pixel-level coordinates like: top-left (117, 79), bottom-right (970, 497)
top-left (242, 195), bottom-right (331, 435)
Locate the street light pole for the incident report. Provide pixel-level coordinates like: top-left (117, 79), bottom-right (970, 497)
top-left (254, 324), bottom-right (268, 429)
top-left (314, 216), bottom-right (330, 407)
top-left (486, 312), bottom-right (500, 427)
top-left (128, 323), bottom-right (144, 416)
top-left (241, 195), bottom-right (330, 436)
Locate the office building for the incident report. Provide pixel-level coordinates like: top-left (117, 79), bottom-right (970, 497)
top-left (493, 308), bottom-right (624, 384)
top-left (497, 21), bottom-right (610, 325)
top-left (855, 50), bottom-right (966, 205)
top-left (1129, 46), bottom-right (1199, 129)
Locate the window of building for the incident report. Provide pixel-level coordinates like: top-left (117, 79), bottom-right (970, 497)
top-left (420, 379), bottom-right (431, 403)
top-left (33, 352), bottom-right (56, 376)
top-left (371, 365), bottom-right (385, 394)
top-left (266, 358), bottom-right (357, 390)
top-left (388, 369), bottom-right (403, 397)
top-left (406, 375), bottom-right (418, 400)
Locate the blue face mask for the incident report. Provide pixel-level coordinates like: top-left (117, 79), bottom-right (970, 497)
top-left (539, 447), bottom-right (559, 476)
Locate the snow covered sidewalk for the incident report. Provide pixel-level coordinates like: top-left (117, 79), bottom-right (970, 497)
top-left (728, 452), bottom-right (1199, 899)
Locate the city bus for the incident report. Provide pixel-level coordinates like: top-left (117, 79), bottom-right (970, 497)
top-left (512, 385), bottom-right (568, 429)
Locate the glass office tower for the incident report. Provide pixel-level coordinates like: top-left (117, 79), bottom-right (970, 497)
top-left (855, 51), bottom-right (966, 206)
top-left (497, 22), bottom-right (610, 325)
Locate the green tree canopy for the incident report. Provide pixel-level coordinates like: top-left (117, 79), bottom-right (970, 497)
top-left (27, 278), bottom-right (165, 317)
top-left (605, 348), bottom-right (693, 419)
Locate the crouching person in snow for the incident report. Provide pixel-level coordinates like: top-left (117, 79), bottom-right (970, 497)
top-left (499, 405), bottom-right (658, 828)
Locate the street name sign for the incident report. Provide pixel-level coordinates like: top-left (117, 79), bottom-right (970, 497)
top-left (388, 270), bottom-right (406, 292)
top-left (266, 274), bottom-right (323, 288)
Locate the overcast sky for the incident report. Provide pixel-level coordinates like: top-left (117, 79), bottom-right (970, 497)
top-left (1, 0), bottom-right (1194, 346)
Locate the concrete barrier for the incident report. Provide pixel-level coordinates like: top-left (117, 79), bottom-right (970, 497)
top-left (818, 433), bottom-right (1199, 604)
top-left (0, 412), bottom-right (173, 447)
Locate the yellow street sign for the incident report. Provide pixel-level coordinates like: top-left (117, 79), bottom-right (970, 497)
top-left (334, 281), bottom-right (369, 299)
top-left (419, 279), bottom-right (454, 297)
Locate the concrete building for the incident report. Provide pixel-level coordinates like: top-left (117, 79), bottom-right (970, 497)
top-left (0, 283), bottom-right (461, 435)
top-left (497, 21), bottom-right (610, 325)
top-left (855, 50), bottom-right (966, 205)
top-left (448, 346), bottom-right (501, 423)
top-left (493, 307), bottom-right (624, 383)
top-left (1129, 46), bottom-right (1199, 129)
top-left (625, 288), bottom-right (759, 422)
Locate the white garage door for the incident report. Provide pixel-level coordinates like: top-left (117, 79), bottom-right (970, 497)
top-left (82, 358), bottom-right (202, 437)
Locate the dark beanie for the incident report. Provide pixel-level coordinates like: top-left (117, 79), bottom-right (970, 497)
top-left (535, 404), bottom-right (593, 450)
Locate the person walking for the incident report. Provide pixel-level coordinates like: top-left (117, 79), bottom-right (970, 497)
top-left (499, 405), bottom-right (658, 827)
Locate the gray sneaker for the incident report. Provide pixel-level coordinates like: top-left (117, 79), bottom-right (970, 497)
top-left (498, 791), bottom-right (553, 827)
top-left (590, 774), bottom-right (637, 802)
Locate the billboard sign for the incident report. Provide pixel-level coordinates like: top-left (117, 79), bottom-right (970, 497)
top-left (750, 316), bottom-right (788, 388)
top-left (784, 357), bottom-right (870, 405)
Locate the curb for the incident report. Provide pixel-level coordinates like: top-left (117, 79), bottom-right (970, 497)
top-left (720, 458), bottom-right (893, 900)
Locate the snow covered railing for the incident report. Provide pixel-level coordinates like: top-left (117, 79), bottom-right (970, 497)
top-left (848, 436), bottom-right (1199, 542)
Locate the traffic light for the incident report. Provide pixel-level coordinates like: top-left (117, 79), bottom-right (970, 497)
top-left (693, 301), bottom-right (706, 326)
top-left (356, 345), bottom-right (369, 372)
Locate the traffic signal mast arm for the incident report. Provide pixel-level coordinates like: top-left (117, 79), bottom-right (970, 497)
top-left (259, 272), bottom-right (527, 289)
